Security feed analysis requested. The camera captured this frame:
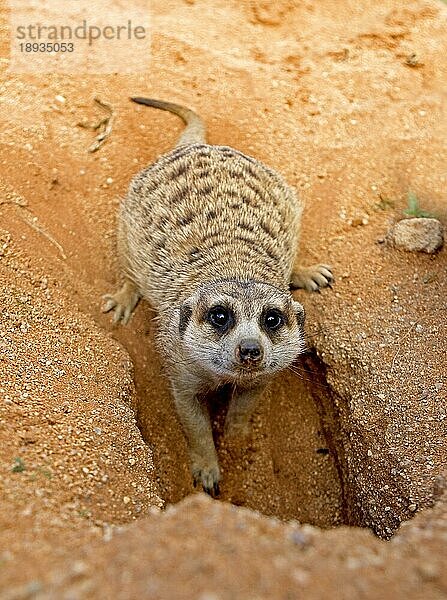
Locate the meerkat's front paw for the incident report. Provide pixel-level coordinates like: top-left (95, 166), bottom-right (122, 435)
top-left (191, 458), bottom-right (221, 498)
top-left (290, 265), bottom-right (334, 293)
top-left (102, 280), bottom-right (140, 324)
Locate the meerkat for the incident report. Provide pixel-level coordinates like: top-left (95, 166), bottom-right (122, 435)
top-left (103, 97), bottom-right (333, 496)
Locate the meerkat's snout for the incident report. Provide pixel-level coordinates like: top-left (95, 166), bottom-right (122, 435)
top-left (236, 338), bottom-right (263, 365)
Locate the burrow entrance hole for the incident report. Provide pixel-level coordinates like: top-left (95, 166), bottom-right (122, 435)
top-left (116, 308), bottom-right (402, 537)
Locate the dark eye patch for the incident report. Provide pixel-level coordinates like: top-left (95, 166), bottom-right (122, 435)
top-left (179, 304), bottom-right (192, 337)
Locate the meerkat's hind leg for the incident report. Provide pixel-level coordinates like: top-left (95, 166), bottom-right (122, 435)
top-left (102, 278), bottom-right (140, 324)
top-left (225, 384), bottom-right (264, 439)
top-left (290, 264), bottom-right (333, 293)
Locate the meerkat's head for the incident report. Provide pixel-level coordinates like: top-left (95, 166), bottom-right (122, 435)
top-left (176, 279), bottom-right (305, 384)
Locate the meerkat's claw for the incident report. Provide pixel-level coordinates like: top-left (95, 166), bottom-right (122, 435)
top-left (201, 481), bottom-right (220, 498)
top-left (192, 463), bottom-right (221, 497)
top-left (194, 478), bottom-right (219, 497)
top-left (102, 293), bottom-right (131, 324)
top-left (290, 264), bottom-right (334, 292)
top-left (102, 296), bottom-right (117, 313)
top-left (101, 281), bottom-right (140, 325)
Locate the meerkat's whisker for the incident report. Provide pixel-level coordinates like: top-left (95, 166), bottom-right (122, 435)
top-left (285, 367), bottom-right (333, 390)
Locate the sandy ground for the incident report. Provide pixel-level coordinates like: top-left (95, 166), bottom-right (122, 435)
top-left (0, 0), bottom-right (446, 597)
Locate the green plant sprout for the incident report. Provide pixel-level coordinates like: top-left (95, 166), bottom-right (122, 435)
top-left (403, 191), bottom-right (435, 218)
top-left (11, 457), bottom-right (26, 473)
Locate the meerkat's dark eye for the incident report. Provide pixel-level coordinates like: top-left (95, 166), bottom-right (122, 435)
top-left (207, 306), bottom-right (232, 330)
top-left (264, 309), bottom-right (284, 331)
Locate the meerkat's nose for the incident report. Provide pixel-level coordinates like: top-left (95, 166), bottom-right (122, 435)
top-left (236, 338), bottom-right (263, 364)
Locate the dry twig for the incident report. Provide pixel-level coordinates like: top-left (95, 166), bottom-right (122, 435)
top-left (78, 97), bottom-right (114, 153)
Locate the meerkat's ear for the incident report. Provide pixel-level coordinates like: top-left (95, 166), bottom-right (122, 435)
top-left (179, 300), bottom-right (193, 337)
top-left (292, 300), bottom-right (305, 328)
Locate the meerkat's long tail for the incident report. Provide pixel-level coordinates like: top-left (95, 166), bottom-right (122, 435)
top-left (131, 97), bottom-right (206, 147)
